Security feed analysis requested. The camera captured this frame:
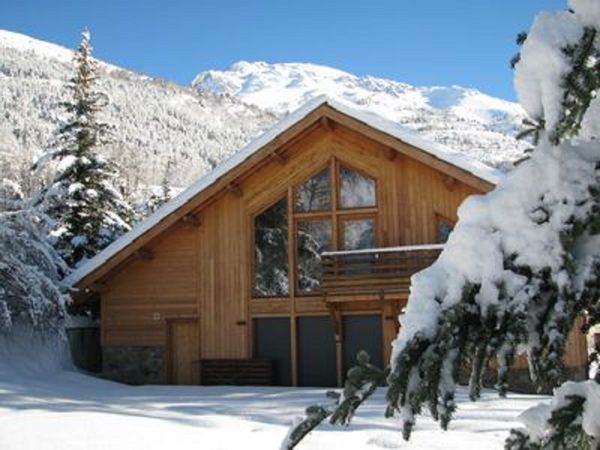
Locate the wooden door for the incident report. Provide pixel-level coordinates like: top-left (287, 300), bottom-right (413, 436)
top-left (167, 318), bottom-right (200, 384)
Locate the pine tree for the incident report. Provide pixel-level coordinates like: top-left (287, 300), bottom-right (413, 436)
top-left (34, 29), bottom-right (133, 267)
top-left (145, 156), bottom-right (173, 215)
top-left (285, 2), bottom-right (600, 447)
top-left (0, 183), bottom-right (70, 335)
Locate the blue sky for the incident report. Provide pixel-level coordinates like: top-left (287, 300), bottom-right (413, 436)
top-left (2, 0), bottom-right (566, 101)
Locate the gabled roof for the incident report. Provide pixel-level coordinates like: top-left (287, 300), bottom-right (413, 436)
top-left (67, 95), bottom-right (502, 290)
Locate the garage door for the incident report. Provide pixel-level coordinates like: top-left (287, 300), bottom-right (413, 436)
top-left (342, 315), bottom-right (383, 377)
top-left (297, 316), bottom-right (336, 387)
top-left (253, 318), bottom-right (291, 386)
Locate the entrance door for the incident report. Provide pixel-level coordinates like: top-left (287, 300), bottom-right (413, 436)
top-left (167, 318), bottom-right (200, 384)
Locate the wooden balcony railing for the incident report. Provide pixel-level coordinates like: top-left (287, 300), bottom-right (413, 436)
top-left (320, 244), bottom-right (443, 301)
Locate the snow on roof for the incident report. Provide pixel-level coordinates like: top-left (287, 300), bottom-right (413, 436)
top-left (67, 95), bottom-right (502, 287)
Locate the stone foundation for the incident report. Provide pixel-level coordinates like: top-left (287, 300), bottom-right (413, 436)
top-left (102, 346), bottom-right (164, 385)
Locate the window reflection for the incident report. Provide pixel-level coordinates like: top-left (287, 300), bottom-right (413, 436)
top-left (254, 198), bottom-right (289, 296)
top-left (339, 166), bottom-right (376, 209)
top-left (342, 219), bottom-right (375, 250)
top-left (436, 215), bottom-right (455, 243)
top-left (295, 168), bottom-right (331, 212)
top-left (297, 220), bottom-right (332, 293)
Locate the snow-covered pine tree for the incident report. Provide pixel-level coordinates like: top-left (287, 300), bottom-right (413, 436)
top-left (34, 28), bottom-right (133, 267)
top-left (0, 179), bottom-right (70, 335)
top-left (145, 156), bottom-right (174, 215)
top-left (384, 0), bottom-right (600, 445)
top-left (284, 1), bottom-right (600, 448)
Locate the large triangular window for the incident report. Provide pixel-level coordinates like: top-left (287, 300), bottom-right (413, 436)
top-left (252, 159), bottom-right (378, 297)
top-left (254, 197), bottom-right (289, 297)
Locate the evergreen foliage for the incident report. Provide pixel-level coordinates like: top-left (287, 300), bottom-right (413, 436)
top-left (506, 392), bottom-right (596, 450)
top-left (283, 351), bottom-right (388, 449)
top-left (34, 29), bottom-right (133, 266)
top-left (0, 185), bottom-right (70, 334)
top-left (385, 5), bottom-right (600, 441)
top-left (145, 157), bottom-right (174, 215)
top-left (285, 2), bottom-right (600, 448)
top-left (550, 26), bottom-right (599, 144)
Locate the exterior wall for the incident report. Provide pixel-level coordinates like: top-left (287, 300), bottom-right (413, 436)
top-left (97, 122), bottom-right (588, 386)
top-left (102, 224), bottom-right (198, 349)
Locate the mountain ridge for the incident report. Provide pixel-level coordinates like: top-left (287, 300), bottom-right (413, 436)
top-left (0, 29), bottom-right (276, 200)
top-left (193, 60), bottom-right (529, 171)
top-left (0, 29), bottom-right (528, 205)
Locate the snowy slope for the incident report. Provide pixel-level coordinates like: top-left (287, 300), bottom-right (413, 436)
top-left (0, 30), bottom-right (276, 198)
top-left (194, 61), bottom-right (530, 170)
top-left (1, 30), bottom-right (529, 203)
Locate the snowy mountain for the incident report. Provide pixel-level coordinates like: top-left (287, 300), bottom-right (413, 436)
top-left (0, 30), bottom-right (276, 199)
top-left (0, 30), bottom-right (529, 204)
top-left (194, 61), bottom-right (530, 170)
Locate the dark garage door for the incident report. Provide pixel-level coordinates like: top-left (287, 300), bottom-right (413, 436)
top-left (342, 315), bottom-right (383, 376)
top-left (297, 316), bottom-right (336, 387)
top-left (253, 318), bottom-right (291, 386)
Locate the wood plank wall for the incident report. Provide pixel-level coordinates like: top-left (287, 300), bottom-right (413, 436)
top-left (100, 122), bottom-right (587, 382)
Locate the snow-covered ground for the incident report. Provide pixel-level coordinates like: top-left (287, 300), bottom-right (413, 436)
top-left (0, 366), bottom-right (546, 450)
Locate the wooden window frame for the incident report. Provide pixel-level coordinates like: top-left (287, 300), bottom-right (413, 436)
top-left (250, 157), bottom-right (380, 300)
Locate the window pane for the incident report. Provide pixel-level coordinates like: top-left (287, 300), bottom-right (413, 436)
top-left (297, 220), bottom-right (332, 293)
top-left (342, 219), bottom-right (375, 250)
top-left (295, 168), bottom-right (331, 212)
top-left (339, 166), bottom-right (376, 209)
top-left (254, 198), bottom-right (289, 296)
top-left (437, 220), bottom-right (454, 243)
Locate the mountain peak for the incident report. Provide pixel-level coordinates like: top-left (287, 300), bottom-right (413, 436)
top-left (193, 60), bottom-right (528, 170)
top-left (193, 60), bottom-right (522, 117)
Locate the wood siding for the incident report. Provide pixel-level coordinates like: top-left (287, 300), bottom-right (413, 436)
top-left (98, 121), bottom-right (587, 384)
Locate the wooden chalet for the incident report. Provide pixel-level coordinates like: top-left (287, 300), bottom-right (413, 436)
top-left (68, 97), bottom-right (588, 387)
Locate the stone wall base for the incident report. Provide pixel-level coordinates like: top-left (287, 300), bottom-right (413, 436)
top-left (102, 346), bottom-right (164, 385)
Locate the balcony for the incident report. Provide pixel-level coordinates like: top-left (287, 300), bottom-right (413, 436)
top-left (320, 244), bottom-right (443, 304)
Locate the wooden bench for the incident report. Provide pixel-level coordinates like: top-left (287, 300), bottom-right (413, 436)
top-left (201, 358), bottom-right (273, 386)
top-left (320, 245), bottom-right (443, 300)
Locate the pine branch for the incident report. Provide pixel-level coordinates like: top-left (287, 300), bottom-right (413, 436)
top-left (550, 27), bottom-right (599, 145)
top-left (282, 351), bottom-right (388, 449)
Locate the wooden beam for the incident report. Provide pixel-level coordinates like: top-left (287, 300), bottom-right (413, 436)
top-left (443, 174), bottom-right (458, 191)
top-left (182, 213), bottom-right (201, 227)
top-left (320, 116), bottom-right (335, 132)
top-left (135, 248), bottom-right (154, 260)
top-left (383, 147), bottom-right (397, 161)
top-left (227, 182), bottom-right (243, 196)
top-left (88, 282), bottom-right (106, 293)
top-left (270, 151), bottom-right (287, 165)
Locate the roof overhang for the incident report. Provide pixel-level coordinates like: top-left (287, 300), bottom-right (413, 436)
top-left (67, 96), bottom-right (501, 293)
